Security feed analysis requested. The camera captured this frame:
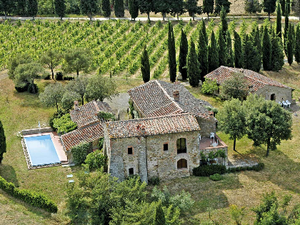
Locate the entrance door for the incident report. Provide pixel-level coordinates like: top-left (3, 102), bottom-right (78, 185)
top-left (270, 94), bottom-right (276, 101)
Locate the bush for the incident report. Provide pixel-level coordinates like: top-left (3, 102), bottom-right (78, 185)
top-left (71, 142), bottom-right (91, 165)
top-left (55, 72), bottom-right (63, 80)
top-left (226, 163), bottom-right (264, 173)
top-left (64, 76), bottom-right (74, 80)
top-left (52, 113), bottom-right (77, 134)
top-left (209, 173), bottom-right (223, 181)
top-left (148, 176), bottom-right (160, 186)
top-left (84, 150), bottom-right (106, 171)
top-left (14, 82), bottom-right (30, 92)
top-left (193, 165), bottom-right (227, 176)
top-left (201, 79), bottom-right (218, 95)
top-left (49, 109), bottom-right (66, 129)
top-left (0, 176), bottom-right (57, 213)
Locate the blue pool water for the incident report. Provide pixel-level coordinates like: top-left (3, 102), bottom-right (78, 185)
top-left (24, 135), bottom-right (60, 166)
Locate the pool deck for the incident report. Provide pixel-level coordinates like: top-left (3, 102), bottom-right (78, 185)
top-left (23, 132), bottom-right (68, 163)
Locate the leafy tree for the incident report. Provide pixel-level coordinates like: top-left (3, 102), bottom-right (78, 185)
top-left (271, 30), bottom-right (284, 71)
top-left (230, 205), bottom-right (246, 225)
top-left (218, 27), bottom-right (227, 66)
top-left (141, 46), bottom-right (150, 83)
top-left (115, 0), bottom-right (124, 17)
top-left (15, 0), bottom-right (27, 16)
top-left (40, 49), bottom-right (62, 80)
top-left (208, 31), bottom-right (219, 72)
top-left (263, 0), bottom-right (277, 20)
top-left (85, 75), bottom-right (118, 102)
top-left (234, 31), bottom-right (243, 68)
top-left (201, 78), bottom-right (218, 95)
top-left (138, 0), bottom-right (154, 21)
top-left (179, 29), bottom-right (188, 80)
top-left (187, 41), bottom-right (201, 87)
top-left (154, 0), bottom-right (170, 21)
top-left (39, 83), bottom-right (65, 112)
top-left (245, 0), bottom-right (261, 14)
top-left (287, 24), bottom-right (294, 65)
top-left (129, 0), bottom-right (139, 20)
top-left (71, 142), bottom-right (90, 165)
top-left (276, 1), bottom-right (282, 38)
top-left (217, 98), bottom-right (246, 151)
top-left (63, 48), bottom-right (91, 77)
top-left (198, 29), bottom-right (208, 81)
top-left (66, 76), bottom-right (89, 105)
top-left (54, 0), bottom-right (66, 19)
top-left (170, 0), bottom-right (185, 20)
top-left (215, 0), bottom-right (231, 14)
top-left (203, 0), bottom-right (214, 19)
top-left (168, 22), bottom-right (176, 82)
top-left (8, 54), bottom-right (32, 80)
top-left (80, 0), bottom-right (98, 20)
top-left (0, 0), bottom-right (15, 19)
top-left (102, 0), bottom-right (111, 17)
top-left (185, 0), bottom-right (201, 21)
top-left (243, 35), bottom-right (261, 72)
top-left (221, 72), bottom-right (248, 100)
top-left (27, 0), bottom-right (38, 19)
top-left (84, 150), bottom-right (106, 171)
top-left (226, 31), bottom-right (234, 67)
top-left (263, 26), bottom-right (272, 70)
top-left (14, 63), bottom-right (44, 94)
top-left (244, 95), bottom-right (292, 157)
top-left (155, 201), bottom-right (166, 225)
top-left (295, 24), bottom-right (300, 63)
top-left (61, 91), bottom-right (81, 110)
top-left (0, 120), bottom-right (6, 164)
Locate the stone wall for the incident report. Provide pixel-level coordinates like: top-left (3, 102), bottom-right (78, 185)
top-left (196, 117), bottom-right (216, 138)
top-left (255, 85), bottom-right (292, 102)
top-left (22, 127), bottom-right (53, 135)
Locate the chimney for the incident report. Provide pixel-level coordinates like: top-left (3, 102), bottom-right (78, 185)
top-left (173, 90), bottom-right (179, 102)
top-left (137, 124), bottom-right (146, 136)
top-left (74, 101), bottom-right (79, 111)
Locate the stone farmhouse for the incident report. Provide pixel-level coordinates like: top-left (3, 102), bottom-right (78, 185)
top-left (61, 100), bottom-right (113, 162)
top-left (103, 80), bottom-right (228, 183)
top-left (205, 66), bottom-right (294, 102)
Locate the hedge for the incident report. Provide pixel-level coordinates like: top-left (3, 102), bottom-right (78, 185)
top-left (0, 176), bottom-right (58, 213)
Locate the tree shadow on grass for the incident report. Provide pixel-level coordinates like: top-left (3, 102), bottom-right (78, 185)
top-left (0, 164), bottom-right (19, 187)
top-left (246, 146), bottom-right (300, 194)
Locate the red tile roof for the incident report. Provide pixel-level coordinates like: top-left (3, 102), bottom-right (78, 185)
top-left (128, 80), bottom-right (212, 119)
top-left (61, 122), bottom-right (103, 151)
top-left (105, 113), bottom-right (200, 139)
top-left (204, 66), bottom-right (292, 92)
top-left (70, 100), bottom-right (113, 128)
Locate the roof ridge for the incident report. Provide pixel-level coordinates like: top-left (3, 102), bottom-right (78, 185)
top-left (93, 100), bottom-right (101, 112)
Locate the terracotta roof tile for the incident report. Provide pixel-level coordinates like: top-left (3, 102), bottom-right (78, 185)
top-left (204, 66), bottom-right (292, 92)
top-left (105, 113), bottom-right (200, 139)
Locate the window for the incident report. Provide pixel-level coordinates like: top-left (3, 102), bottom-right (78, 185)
top-left (163, 143), bottom-right (168, 151)
top-left (177, 159), bottom-right (187, 169)
top-left (128, 147), bottom-right (133, 155)
top-left (177, 138), bottom-right (186, 154)
top-left (129, 168), bottom-right (134, 175)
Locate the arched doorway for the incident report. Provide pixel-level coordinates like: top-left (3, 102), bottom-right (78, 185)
top-left (270, 94), bottom-right (276, 101)
top-left (177, 159), bottom-right (188, 169)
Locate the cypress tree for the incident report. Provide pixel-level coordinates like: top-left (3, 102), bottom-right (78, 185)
top-left (284, 6), bottom-right (289, 40)
top-left (276, 1), bottom-right (282, 38)
top-left (202, 20), bottom-right (208, 45)
top-left (154, 202), bottom-right (166, 225)
top-left (141, 46), bottom-right (150, 83)
top-left (253, 27), bottom-right (262, 59)
top-left (271, 29), bottom-right (284, 71)
top-left (102, 0), bottom-right (111, 18)
top-left (243, 35), bottom-right (261, 72)
top-left (280, 0), bottom-right (285, 15)
top-left (54, 0), bottom-right (66, 20)
top-left (208, 31), bottom-right (219, 72)
top-left (27, 0), bottom-right (38, 19)
top-left (115, 0), bottom-right (125, 17)
top-left (234, 31), bottom-right (243, 68)
top-left (220, 6), bottom-right (228, 38)
top-left (16, 0), bottom-right (27, 16)
top-left (287, 24), bottom-right (294, 65)
top-left (0, 120), bottom-right (6, 164)
top-left (263, 26), bottom-right (272, 70)
top-left (198, 29), bottom-right (208, 81)
top-left (168, 22), bottom-right (176, 82)
top-left (226, 30), bottom-right (234, 67)
top-left (179, 29), bottom-right (188, 80)
top-left (286, 0), bottom-right (290, 14)
top-left (187, 41), bottom-right (201, 87)
top-left (295, 24), bottom-right (300, 63)
top-left (218, 27), bottom-right (227, 66)
top-left (129, 0), bottom-right (139, 20)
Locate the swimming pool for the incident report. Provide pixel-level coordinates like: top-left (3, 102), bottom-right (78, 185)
top-left (24, 135), bottom-right (60, 166)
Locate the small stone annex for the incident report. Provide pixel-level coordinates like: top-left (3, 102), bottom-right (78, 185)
top-left (205, 66), bottom-right (294, 102)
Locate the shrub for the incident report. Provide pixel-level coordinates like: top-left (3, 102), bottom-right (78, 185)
top-left (98, 112), bottom-right (115, 121)
top-left (14, 82), bottom-right (30, 92)
top-left (201, 79), bottom-right (218, 95)
top-left (52, 113), bottom-right (77, 134)
top-left (55, 72), bottom-right (63, 80)
top-left (209, 173), bottom-right (223, 181)
top-left (148, 176), bottom-right (160, 186)
top-left (0, 176), bottom-right (57, 213)
top-left (63, 76), bottom-right (74, 80)
top-left (84, 150), bottom-right (106, 171)
top-left (226, 163), bottom-right (264, 173)
top-left (193, 165), bottom-right (227, 176)
top-left (49, 109), bottom-right (66, 129)
top-left (71, 142), bottom-right (91, 165)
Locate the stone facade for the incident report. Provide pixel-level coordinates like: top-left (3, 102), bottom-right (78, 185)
top-left (104, 130), bottom-right (202, 183)
top-left (255, 85), bottom-right (293, 102)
